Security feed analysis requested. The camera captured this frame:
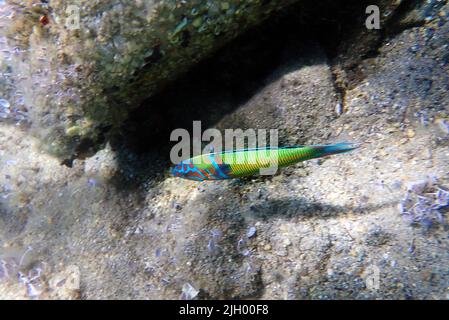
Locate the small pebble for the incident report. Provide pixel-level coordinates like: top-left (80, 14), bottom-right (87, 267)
top-left (0, 98), bottom-right (10, 110)
top-left (0, 98), bottom-right (11, 118)
top-left (335, 127), bottom-right (343, 136)
top-left (407, 180), bottom-right (429, 194)
top-left (406, 129), bottom-right (416, 138)
top-left (247, 226), bottom-right (257, 238)
top-left (436, 118), bottom-right (449, 135)
top-left (391, 180), bottom-right (403, 190)
top-left (181, 282), bottom-right (199, 300)
top-left (335, 103), bottom-right (343, 116)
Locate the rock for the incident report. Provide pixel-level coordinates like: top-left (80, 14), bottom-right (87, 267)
top-left (0, 0), bottom-right (301, 159)
top-left (247, 226), bottom-right (257, 239)
top-left (407, 129), bottom-right (416, 138)
top-left (283, 238), bottom-right (292, 247)
top-left (84, 143), bottom-right (118, 180)
top-left (181, 282), bottom-right (199, 300)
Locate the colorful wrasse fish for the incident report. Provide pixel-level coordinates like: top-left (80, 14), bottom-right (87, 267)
top-left (172, 142), bottom-right (358, 181)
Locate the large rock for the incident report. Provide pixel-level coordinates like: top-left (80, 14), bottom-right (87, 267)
top-left (0, 0), bottom-right (299, 159)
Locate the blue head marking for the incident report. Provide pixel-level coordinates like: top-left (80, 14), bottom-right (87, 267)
top-left (171, 161), bottom-right (185, 177)
top-left (171, 160), bottom-right (206, 181)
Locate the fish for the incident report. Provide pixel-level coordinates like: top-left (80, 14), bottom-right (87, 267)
top-left (172, 142), bottom-right (358, 181)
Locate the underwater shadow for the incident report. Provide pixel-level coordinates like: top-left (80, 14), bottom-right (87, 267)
top-left (241, 196), bottom-right (395, 221)
top-left (107, 6), bottom-right (308, 193)
top-left (185, 184), bottom-right (395, 298)
top-left (106, 0), bottom-right (377, 196)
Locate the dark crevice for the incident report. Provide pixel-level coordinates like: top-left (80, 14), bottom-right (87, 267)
top-left (330, 70), bottom-right (347, 115)
top-left (327, 1), bottom-right (433, 110)
top-left (362, 0), bottom-right (427, 59)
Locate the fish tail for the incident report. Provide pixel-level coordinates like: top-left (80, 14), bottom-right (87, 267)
top-left (311, 142), bottom-right (359, 158)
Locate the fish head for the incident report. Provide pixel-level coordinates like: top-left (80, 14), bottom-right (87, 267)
top-left (171, 161), bottom-right (186, 178)
top-left (171, 160), bottom-right (204, 181)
